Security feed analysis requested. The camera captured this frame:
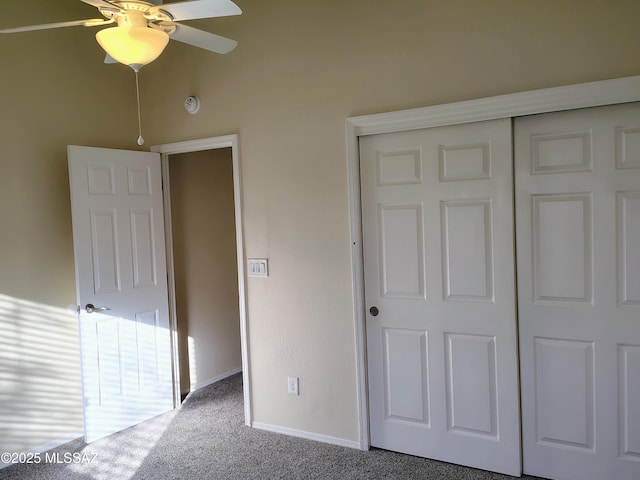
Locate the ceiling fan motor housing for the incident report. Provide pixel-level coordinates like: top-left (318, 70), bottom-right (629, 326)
top-left (99, 1), bottom-right (174, 24)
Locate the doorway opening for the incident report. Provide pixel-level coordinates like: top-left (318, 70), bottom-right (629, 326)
top-left (168, 147), bottom-right (241, 398)
top-left (152, 135), bottom-right (251, 425)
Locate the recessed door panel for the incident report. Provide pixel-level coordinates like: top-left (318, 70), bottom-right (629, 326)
top-left (87, 164), bottom-right (116, 195)
top-left (445, 333), bottom-right (497, 438)
top-left (618, 192), bottom-right (640, 305)
top-left (619, 344), bottom-right (640, 460)
top-left (441, 200), bottom-right (493, 302)
top-left (438, 143), bottom-right (490, 182)
top-left (130, 209), bottom-right (157, 289)
top-left (616, 127), bottom-right (640, 170)
top-left (96, 317), bottom-right (123, 404)
top-left (531, 131), bottom-right (592, 174)
top-left (383, 328), bottom-right (429, 425)
top-left (377, 148), bottom-right (422, 185)
top-left (128, 166), bottom-right (153, 195)
top-left (534, 337), bottom-right (594, 450)
top-left (136, 309), bottom-right (160, 388)
top-left (379, 204), bottom-right (425, 299)
top-left (90, 210), bottom-right (121, 295)
top-left (532, 194), bottom-right (592, 303)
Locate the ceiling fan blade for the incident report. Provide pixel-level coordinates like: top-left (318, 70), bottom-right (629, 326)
top-left (171, 24), bottom-right (237, 54)
top-left (158, 0), bottom-right (241, 22)
top-left (0, 18), bottom-right (112, 34)
top-left (79, 0), bottom-right (118, 9)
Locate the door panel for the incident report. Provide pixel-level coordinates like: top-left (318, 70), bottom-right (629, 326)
top-left (620, 344), bottom-right (640, 459)
top-left (534, 337), bottom-right (594, 450)
top-left (68, 145), bottom-right (173, 443)
top-left (515, 103), bottom-right (640, 480)
top-left (532, 194), bottom-right (592, 303)
top-left (383, 328), bottom-right (429, 424)
top-left (379, 204), bottom-right (425, 298)
top-left (618, 192), bottom-right (640, 305)
top-left (90, 210), bottom-right (121, 294)
top-left (444, 333), bottom-right (497, 438)
top-left (441, 200), bottom-right (493, 301)
top-left (361, 118), bottom-right (521, 476)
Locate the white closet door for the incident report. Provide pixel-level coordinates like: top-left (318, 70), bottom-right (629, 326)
top-left (360, 118), bottom-right (521, 476)
top-left (515, 103), bottom-right (640, 480)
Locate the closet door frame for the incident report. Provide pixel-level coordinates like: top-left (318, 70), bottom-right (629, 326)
top-left (346, 75), bottom-right (640, 450)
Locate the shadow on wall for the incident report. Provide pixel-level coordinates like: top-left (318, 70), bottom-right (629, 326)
top-left (0, 293), bottom-right (83, 458)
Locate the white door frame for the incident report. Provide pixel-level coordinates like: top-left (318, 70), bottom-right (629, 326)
top-left (346, 75), bottom-right (640, 450)
top-left (151, 134), bottom-right (252, 426)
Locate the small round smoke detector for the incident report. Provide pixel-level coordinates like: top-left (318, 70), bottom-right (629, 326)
top-left (184, 95), bottom-right (200, 114)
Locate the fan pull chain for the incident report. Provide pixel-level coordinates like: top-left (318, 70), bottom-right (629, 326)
top-left (135, 69), bottom-right (144, 146)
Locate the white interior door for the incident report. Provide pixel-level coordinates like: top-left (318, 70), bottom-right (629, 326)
top-left (360, 118), bottom-right (521, 476)
top-left (68, 145), bottom-right (174, 443)
top-left (515, 103), bottom-right (640, 480)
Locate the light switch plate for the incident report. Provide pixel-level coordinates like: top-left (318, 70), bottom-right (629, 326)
top-left (248, 258), bottom-right (268, 277)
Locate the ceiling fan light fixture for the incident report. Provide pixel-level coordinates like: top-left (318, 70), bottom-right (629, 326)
top-left (96, 25), bottom-right (169, 70)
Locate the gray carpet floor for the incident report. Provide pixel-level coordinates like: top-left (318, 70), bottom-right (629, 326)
top-left (0, 373), bottom-right (546, 479)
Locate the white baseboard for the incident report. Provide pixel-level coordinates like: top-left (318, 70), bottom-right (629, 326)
top-left (191, 367), bottom-right (242, 392)
top-left (251, 422), bottom-right (361, 450)
top-left (0, 431), bottom-right (83, 470)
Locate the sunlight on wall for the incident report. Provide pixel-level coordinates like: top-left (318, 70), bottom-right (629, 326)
top-left (1, 293), bottom-right (178, 478)
top-left (0, 293), bottom-right (83, 454)
top-left (188, 336), bottom-right (197, 391)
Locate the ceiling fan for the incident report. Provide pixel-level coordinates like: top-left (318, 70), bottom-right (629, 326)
top-left (1, 0), bottom-right (242, 68)
top-left (1, 0), bottom-right (242, 145)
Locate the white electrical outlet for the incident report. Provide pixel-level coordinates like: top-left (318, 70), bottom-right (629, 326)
top-left (287, 376), bottom-right (299, 395)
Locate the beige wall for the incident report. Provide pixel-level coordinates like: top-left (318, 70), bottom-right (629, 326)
top-left (169, 148), bottom-right (241, 395)
top-left (1, 0), bottom-right (640, 453)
